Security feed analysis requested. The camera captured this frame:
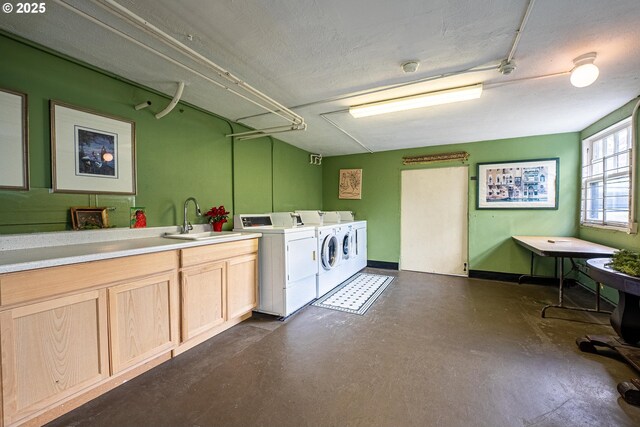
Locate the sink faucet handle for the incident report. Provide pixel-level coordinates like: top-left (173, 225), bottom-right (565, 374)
top-left (187, 222), bottom-right (193, 231)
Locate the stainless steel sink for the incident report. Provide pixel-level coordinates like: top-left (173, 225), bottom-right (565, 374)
top-left (163, 231), bottom-right (241, 241)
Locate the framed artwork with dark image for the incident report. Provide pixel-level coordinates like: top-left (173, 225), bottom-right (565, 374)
top-left (70, 207), bottom-right (109, 230)
top-left (51, 101), bottom-right (136, 194)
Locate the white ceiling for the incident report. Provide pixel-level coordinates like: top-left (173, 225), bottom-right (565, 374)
top-left (1, 0), bottom-right (639, 156)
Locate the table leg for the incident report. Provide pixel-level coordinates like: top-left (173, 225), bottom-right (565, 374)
top-left (531, 252), bottom-right (534, 277)
top-left (518, 253), bottom-right (536, 284)
top-left (611, 291), bottom-right (640, 345)
top-left (541, 257), bottom-right (612, 318)
top-left (542, 257), bottom-right (564, 317)
top-left (558, 256), bottom-right (564, 306)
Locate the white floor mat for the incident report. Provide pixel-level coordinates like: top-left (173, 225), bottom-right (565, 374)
top-left (312, 273), bottom-right (394, 315)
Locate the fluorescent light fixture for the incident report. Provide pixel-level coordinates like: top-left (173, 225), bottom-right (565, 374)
top-left (349, 84), bottom-right (483, 118)
top-left (570, 52), bottom-right (599, 88)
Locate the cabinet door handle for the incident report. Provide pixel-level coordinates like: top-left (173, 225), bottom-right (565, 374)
top-left (312, 250), bottom-right (316, 261)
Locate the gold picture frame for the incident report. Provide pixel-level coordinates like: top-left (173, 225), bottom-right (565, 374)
top-left (339, 168), bottom-right (362, 199)
top-left (71, 207), bottom-right (109, 230)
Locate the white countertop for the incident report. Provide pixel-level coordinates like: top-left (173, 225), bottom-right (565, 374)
top-left (0, 226), bottom-right (261, 274)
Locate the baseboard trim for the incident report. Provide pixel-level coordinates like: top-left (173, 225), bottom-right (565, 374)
top-left (469, 270), bottom-right (582, 287)
top-left (367, 260), bottom-right (399, 270)
top-left (469, 270), bottom-right (521, 282)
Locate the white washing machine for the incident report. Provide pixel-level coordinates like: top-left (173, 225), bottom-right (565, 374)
top-left (335, 222), bottom-right (357, 277)
top-left (331, 211), bottom-right (367, 277)
top-left (233, 214), bottom-right (318, 317)
top-left (315, 224), bottom-right (345, 297)
top-left (296, 210), bottom-right (352, 297)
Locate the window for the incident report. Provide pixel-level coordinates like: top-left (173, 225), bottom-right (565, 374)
top-left (581, 117), bottom-right (633, 230)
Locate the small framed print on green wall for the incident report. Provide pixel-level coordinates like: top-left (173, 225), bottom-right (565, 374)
top-left (477, 158), bottom-right (559, 209)
top-left (339, 168), bottom-right (362, 199)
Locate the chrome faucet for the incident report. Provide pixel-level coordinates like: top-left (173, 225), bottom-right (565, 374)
top-left (182, 197), bottom-right (202, 234)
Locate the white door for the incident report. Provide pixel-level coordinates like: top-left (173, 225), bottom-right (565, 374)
top-left (400, 167), bottom-right (468, 276)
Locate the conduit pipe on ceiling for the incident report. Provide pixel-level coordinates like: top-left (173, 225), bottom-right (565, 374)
top-left (155, 81), bottom-right (184, 119)
top-left (93, 0), bottom-right (304, 126)
top-left (54, 0), bottom-right (305, 135)
top-left (229, 123), bottom-right (307, 141)
top-left (506, 0), bottom-right (536, 63)
top-left (320, 113), bottom-right (373, 153)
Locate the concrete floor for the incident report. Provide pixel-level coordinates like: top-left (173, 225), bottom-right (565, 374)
top-left (47, 269), bottom-right (640, 427)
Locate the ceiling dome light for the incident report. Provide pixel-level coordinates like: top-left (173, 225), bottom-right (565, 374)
top-left (570, 52), bottom-right (599, 88)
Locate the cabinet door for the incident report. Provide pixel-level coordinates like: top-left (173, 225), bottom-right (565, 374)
top-left (0, 289), bottom-right (109, 426)
top-left (227, 253), bottom-right (258, 319)
top-left (108, 272), bottom-right (178, 374)
top-left (181, 261), bottom-right (226, 342)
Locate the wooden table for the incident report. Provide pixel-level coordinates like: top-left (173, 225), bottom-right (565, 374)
top-left (576, 258), bottom-right (640, 405)
top-left (512, 236), bottom-right (617, 317)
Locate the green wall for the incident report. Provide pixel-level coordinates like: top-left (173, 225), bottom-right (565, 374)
top-left (322, 133), bottom-right (580, 275)
top-left (0, 34), bottom-right (321, 233)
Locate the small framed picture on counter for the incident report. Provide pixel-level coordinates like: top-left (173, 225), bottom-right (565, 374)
top-left (70, 207), bottom-right (109, 230)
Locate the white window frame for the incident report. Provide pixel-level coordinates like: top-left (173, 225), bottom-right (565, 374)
top-left (580, 117), bottom-right (634, 231)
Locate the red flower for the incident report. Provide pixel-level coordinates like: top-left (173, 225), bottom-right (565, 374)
top-left (204, 204), bottom-right (230, 223)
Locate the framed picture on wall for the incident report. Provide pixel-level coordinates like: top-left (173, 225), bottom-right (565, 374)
top-left (477, 158), bottom-right (559, 209)
top-left (0, 87), bottom-right (29, 190)
top-left (70, 207), bottom-right (109, 230)
top-left (339, 168), bottom-right (362, 199)
top-left (51, 100), bottom-right (136, 194)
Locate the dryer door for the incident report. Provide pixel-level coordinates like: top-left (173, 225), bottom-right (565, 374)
top-left (321, 235), bottom-right (339, 270)
top-left (287, 236), bottom-right (318, 282)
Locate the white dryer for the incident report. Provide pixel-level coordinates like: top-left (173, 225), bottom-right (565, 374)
top-left (233, 214), bottom-right (317, 317)
top-left (352, 220), bottom-right (368, 272)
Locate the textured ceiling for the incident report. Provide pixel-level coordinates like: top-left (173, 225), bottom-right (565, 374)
top-left (1, 0), bottom-right (639, 156)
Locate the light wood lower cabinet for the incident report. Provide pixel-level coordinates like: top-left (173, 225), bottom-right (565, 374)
top-left (180, 261), bottom-right (226, 341)
top-left (177, 239), bottom-right (258, 353)
top-left (108, 272), bottom-right (179, 374)
top-left (227, 253), bottom-right (258, 319)
top-left (0, 289), bottom-right (109, 426)
top-left (0, 239), bottom-right (258, 426)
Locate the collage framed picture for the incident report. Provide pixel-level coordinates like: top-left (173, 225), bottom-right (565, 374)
top-left (50, 101), bottom-right (136, 194)
top-left (477, 158), bottom-right (559, 209)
